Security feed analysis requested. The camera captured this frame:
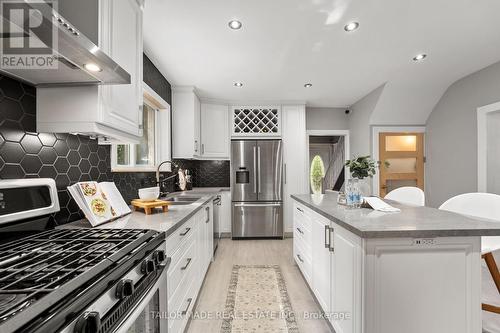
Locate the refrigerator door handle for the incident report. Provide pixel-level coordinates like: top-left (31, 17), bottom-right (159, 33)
top-left (257, 146), bottom-right (261, 193)
top-left (253, 146), bottom-right (257, 193)
top-left (284, 163), bottom-right (287, 184)
top-left (233, 203), bottom-right (282, 207)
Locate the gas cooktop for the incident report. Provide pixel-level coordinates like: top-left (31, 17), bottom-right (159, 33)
top-left (0, 228), bottom-right (164, 332)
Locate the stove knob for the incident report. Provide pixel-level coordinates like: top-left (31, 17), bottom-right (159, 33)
top-left (74, 311), bottom-right (100, 333)
top-left (153, 250), bottom-right (166, 264)
top-left (115, 279), bottom-right (134, 299)
top-left (141, 259), bottom-right (156, 274)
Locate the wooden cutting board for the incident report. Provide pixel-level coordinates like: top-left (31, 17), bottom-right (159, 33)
top-left (131, 199), bottom-right (171, 215)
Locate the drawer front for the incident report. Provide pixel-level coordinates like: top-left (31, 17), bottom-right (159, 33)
top-left (293, 202), bottom-right (312, 230)
top-left (294, 240), bottom-right (312, 283)
top-left (168, 268), bottom-right (197, 333)
top-left (166, 212), bottom-right (199, 256)
top-left (168, 235), bottom-right (197, 300)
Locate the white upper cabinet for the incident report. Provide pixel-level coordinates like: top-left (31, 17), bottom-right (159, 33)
top-left (99, 0), bottom-right (143, 136)
top-left (172, 87), bottom-right (200, 158)
top-left (172, 88), bottom-right (229, 159)
top-left (36, 0), bottom-right (143, 143)
top-left (200, 103), bottom-right (229, 158)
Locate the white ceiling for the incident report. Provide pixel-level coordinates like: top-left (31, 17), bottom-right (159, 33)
top-left (143, 0), bottom-right (500, 108)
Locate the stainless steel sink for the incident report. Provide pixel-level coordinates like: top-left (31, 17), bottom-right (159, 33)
top-left (170, 197), bottom-right (201, 202)
top-left (160, 195), bottom-right (203, 205)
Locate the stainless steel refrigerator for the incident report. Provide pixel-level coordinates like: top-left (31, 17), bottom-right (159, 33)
top-left (231, 140), bottom-right (283, 238)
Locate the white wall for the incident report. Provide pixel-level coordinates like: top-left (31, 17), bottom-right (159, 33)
top-left (348, 84), bottom-right (385, 158)
top-left (306, 107), bottom-right (348, 130)
top-left (425, 60), bottom-right (500, 207)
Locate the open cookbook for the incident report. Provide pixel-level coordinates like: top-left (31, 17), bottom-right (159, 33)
top-left (67, 182), bottom-right (131, 227)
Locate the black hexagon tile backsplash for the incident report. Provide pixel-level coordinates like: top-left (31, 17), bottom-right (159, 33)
top-left (0, 74), bottom-right (230, 226)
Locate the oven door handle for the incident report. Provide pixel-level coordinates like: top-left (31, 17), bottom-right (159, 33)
top-left (111, 259), bottom-right (170, 333)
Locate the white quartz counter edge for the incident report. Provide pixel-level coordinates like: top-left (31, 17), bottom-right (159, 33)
top-left (59, 188), bottom-right (228, 236)
top-left (291, 193), bottom-right (500, 238)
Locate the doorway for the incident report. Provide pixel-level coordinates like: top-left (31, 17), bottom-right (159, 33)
top-left (378, 132), bottom-right (425, 197)
top-left (307, 130), bottom-right (349, 194)
top-left (478, 101), bottom-right (500, 193)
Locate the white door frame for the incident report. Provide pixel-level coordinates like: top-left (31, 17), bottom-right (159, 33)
top-left (306, 130), bottom-right (350, 190)
top-left (477, 101), bottom-right (500, 192)
top-left (371, 126), bottom-right (426, 197)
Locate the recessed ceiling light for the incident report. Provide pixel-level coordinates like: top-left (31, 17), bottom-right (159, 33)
top-left (234, 82), bottom-right (243, 87)
top-left (228, 20), bottom-right (242, 30)
top-left (413, 53), bottom-right (427, 62)
top-left (84, 63), bottom-right (102, 72)
top-left (304, 83), bottom-right (312, 88)
top-left (344, 22), bottom-right (359, 32)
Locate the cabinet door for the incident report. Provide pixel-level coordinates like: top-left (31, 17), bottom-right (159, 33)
top-left (194, 95), bottom-right (201, 157)
top-left (200, 103), bottom-right (229, 158)
top-left (99, 0), bottom-right (143, 136)
top-left (204, 203), bottom-right (214, 266)
top-left (330, 224), bottom-right (363, 333)
top-left (311, 214), bottom-right (331, 313)
top-left (282, 105), bottom-right (308, 234)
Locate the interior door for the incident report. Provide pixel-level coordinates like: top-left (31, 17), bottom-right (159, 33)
top-left (379, 133), bottom-right (424, 197)
top-left (231, 141), bottom-right (258, 202)
top-left (257, 140), bottom-right (283, 201)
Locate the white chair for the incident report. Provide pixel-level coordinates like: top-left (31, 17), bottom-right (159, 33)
top-left (439, 192), bottom-right (500, 314)
top-left (384, 186), bottom-right (425, 206)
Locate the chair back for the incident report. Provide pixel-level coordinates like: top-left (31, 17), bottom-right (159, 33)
top-left (384, 187), bottom-right (425, 206)
top-left (439, 193), bottom-right (500, 221)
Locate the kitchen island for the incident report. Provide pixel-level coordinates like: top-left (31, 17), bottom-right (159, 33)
top-left (291, 193), bottom-right (500, 333)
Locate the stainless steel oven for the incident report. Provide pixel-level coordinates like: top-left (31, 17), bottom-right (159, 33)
top-left (61, 242), bottom-right (170, 333)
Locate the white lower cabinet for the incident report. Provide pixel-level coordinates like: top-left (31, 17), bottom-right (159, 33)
top-left (293, 202), bottom-right (362, 333)
top-left (166, 202), bottom-right (214, 333)
top-left (310, 210), bottom-right (331, 313)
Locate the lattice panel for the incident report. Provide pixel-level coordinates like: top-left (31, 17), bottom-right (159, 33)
top-left (232, 108), bottom-right (281, 136)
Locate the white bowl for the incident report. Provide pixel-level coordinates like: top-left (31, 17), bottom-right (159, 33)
top-left (138, 186), bottom-right (160, 201)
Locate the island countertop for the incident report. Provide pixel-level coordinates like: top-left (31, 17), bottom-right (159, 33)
top-left (291, 193), bottom-right (500, 238)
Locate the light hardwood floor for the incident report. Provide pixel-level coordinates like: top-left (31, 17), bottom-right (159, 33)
top-left (186, 238), bottom-right (332, 333)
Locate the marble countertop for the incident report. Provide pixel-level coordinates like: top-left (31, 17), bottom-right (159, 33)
top-left (60, 188), bottom-right (229, 237)
top-left (292, 193), bottom-right (500, 238)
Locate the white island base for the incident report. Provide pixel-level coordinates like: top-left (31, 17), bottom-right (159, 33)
top-left (364, 237), bottom-right (480, 333)
top-left (291, 196), bottom-right (485, 333)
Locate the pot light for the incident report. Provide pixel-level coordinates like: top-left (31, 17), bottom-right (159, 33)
top-left (234, 82), bottom-right (243, 87)
top-left (84, 63), bottom-right (102, 72)
top-left (228, 20), bottom-right (242, 30)
top-left (413, 53), bottom-right (427, 62)
top-left (344, 22), bottom-right (359, 32)
top-left (304, 83), bottom-right (312, 88)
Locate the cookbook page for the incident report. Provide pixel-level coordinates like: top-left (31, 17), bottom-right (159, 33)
top-left (76, 182), bottom-right (116, 225)
top-left (99, 182), bottom-right (131, 217)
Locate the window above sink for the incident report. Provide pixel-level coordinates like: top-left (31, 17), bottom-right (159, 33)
top-left (111, 83), bottom-right (171, 172)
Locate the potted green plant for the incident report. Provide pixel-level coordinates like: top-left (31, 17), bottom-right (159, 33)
top-left (344, 156), bottom-right (381, 207)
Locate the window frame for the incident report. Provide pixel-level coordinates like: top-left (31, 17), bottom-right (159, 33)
top-left (111, 83), bottom-right (171, 172)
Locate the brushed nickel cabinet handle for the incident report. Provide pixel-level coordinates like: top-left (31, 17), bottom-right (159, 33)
top-left (296, 207), bottom-right (304, 213)
top-left (181, 298), bottom-right (193, 315)
top-left (205, 206), bottom-right (210, 223)
top-left (180, 258), bottom-right (192, 270)
top-left (325, 225), bottom-right (330, 249)
top-left (329, 227), bottom-right (335, 253)
top-left (180, 227), bottom-right (191, 236)
top-left (296, 227), bottom-right (304, 235)
top-left (297, 254), bottom-right (304, 263)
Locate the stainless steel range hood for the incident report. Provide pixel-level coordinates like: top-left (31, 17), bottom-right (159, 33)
top-left (0, 1), bottom-right (130, 86)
